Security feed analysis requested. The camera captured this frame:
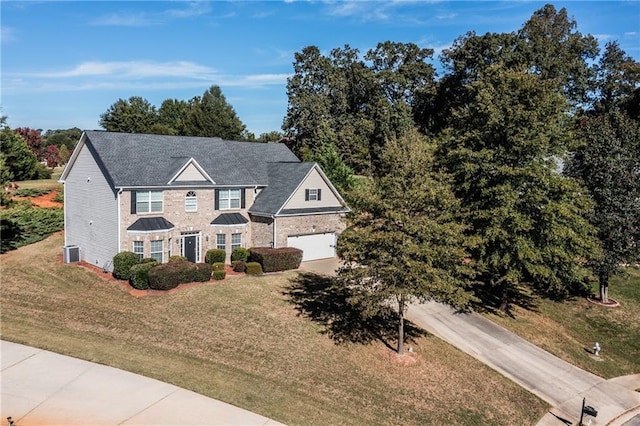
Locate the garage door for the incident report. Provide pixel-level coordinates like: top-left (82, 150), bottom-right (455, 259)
top-left (287, 233), bottom-right (336, 261)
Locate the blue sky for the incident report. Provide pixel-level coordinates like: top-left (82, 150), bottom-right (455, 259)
top-left (2, 1), bottom-right (639, 136)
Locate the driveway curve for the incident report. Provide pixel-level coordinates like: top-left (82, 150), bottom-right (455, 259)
top-left (1, 340), bottom-right (284, 426)
top-left (407, 302), bottom-right (640, 426)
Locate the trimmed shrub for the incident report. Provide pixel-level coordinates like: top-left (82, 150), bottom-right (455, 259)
top-left (205, 248), bottom-right (226, 264)
top-left (169, 255), bottom-right (188, 262)
top-left (194, 263), bottom-right (213, 282)
top-left (148, 260), bottom-right (198, 290)
top-left (212, 262), bottom-right (225, 271)
top-left (248, 247), bottom-right (303, 272)
top-left (245, 262), bottom-right (263, 275)
top-left (113, 251), bottom-right (140, 280)
top-left (231, 247), bottom-right (249, 262)
top-left (232, 260), bottom-right (246, 273)
top-left (212, 270), bottom-right (226, 280)
top-left (129, 261), bottom-right (158, 290)
top-left (141, 257), bottom-right (157, 264)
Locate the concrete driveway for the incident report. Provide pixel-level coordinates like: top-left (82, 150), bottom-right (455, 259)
top-left (297, 257), bottom-right (342, 276)
top-left (407, 302), bottom-right (640, 426)
top-left (1, 340), bottom-right (284, 426)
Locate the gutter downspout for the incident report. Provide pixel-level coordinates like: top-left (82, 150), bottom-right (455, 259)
top-left (117, 188), bottom-right (123, 253)
top-left (61, 182), bottom-right (67, 244)
top-left (272, 215), bottom-right (277, 248)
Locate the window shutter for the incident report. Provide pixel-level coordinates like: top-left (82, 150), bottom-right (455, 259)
top-left (241, 189), bottom-right (246, 209)
top-left (317, 188), bottom-right (322, 201)
top-left (131, 191), bottom-right (137, 214)
top-left (214, 189), bottom-right (220, 210)
top-left (305, 189), bottom-right (309, 201)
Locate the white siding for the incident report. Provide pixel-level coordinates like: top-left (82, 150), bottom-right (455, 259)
top-left (174, 163), bottom-right (208, 181)
top-left (282, 168), bottom-right (342, 210)
top-left (64, 144), bottom-right (119, 270)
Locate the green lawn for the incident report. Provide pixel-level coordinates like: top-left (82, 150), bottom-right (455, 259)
top-left (485, 269), bottom-right (640, 379)
top-left (1, 233), bottom-right (547, 425)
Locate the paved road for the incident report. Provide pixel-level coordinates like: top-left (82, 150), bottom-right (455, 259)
top-left (1, 340), bottom-right (284, 426)
top-left (407, 301), bottom-right (640, 426)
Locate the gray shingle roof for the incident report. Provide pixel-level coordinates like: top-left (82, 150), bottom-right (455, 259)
top-left (248, 162), bottom-right (315, 216)
top-left (82, 131), bottom-right (300, 187)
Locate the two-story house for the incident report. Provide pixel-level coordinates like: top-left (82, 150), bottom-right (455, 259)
top-left (59, 131), bottom-right (349, 270)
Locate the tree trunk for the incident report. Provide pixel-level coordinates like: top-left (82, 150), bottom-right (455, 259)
top-left (599, 271), bottom-right (609, 304)
top-left (498, 282), bottom-right (509, 312)
top-left (397, 297), bottom-right (405, 355)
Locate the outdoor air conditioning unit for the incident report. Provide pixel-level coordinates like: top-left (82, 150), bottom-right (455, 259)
top-left (63, 245), bottom-right (80, 263)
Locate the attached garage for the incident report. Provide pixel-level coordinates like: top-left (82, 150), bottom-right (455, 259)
top-left (287, 232), bottom-right (336, 261)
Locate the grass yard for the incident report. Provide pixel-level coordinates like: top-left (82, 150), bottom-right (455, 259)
top-left (485, 269), bottom-right (640, 379)
top-left (1, 233), bottom-right (547, 425)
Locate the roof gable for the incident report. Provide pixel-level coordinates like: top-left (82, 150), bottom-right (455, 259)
top-left (249, 162), bottom-right (348, 216)
top-left (169, 158), bottom-right (214, 184)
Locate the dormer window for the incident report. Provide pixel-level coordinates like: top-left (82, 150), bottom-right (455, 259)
top-left (185, 191), bottom-right (197, 212)
top-left (305, 188), bottom-right (322, 201)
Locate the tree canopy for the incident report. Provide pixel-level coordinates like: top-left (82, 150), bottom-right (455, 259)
top-left (99, 86), bottom-right (247, 140)
top-left (337, 130), bottom-right (474, 353)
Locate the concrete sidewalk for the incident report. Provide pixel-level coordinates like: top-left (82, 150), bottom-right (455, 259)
top-left (1, 340), bottom-right (285, 426)
top-left (407, 302), bottom-right (640, 426)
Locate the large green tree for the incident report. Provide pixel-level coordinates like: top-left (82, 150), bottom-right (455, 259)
top-left (566, 112), bottom-right (640, 303)
top-left (42, 127), bottom-right (82, 150)
top-left (337, 129), bottom-right (474, 354)
top-left (183, 86), bottom-right (246, 140)
top-left (441, 65), bottom-right (600, 311)
top-left (592, 41), bottom-right (640, 114)
top-left (517, 4), bottom-right (599, 107)
top-left (1, 126), bottom-right (38, 182)
top-left (283, 42), bottom-right (435, 175)
top-left (99, 96), bottom-right (159, 133)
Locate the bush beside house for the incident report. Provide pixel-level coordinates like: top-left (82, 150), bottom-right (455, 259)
top-left (249, 247), bottom-right (303, 272)
top-left (129, 261), bottom-right (158, 290)
top-left (112, 251), bottom-right (140, 280)
top-left (205, 249), bottom-right (226, 264)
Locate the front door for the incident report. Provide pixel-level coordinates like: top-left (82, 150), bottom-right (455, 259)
top-left (184, 235), bottom-right (197, 263)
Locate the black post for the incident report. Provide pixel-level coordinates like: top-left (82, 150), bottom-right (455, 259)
top-left (579, 397), bottom-right (585, 426)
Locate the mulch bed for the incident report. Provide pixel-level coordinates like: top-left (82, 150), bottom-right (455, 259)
top-left (586, 296), bottom-right (620, 307)
top-left (62, 256), bottom-right (245, 298)
top-left (12, 190), bottom-right (63, 208)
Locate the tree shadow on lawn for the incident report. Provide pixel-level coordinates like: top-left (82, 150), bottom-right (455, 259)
top-left (285, 272), bottom-right (426, 351)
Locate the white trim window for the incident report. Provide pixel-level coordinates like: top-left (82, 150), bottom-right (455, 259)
top-left (219, 189), bottom-right (241, 210)
top-left (231, 233), bottom-right (242, 250)
top-left (136, 190), bottom-right (163, 213)
top-left (150, 240), bottom-right (163, 263)
top-left (305, 188), bottom-right (321, 201)
top-left (216, 234), bottom-right (226, 250)
top-left (133, 241), bottom-right (144, 261)
top-left (185, 191), bottom-right (197, 212)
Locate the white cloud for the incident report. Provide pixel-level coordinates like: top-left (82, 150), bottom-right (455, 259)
top-left (91, 2), bottom-right (212, 27)
top-left (91, 13), bottom-right (157, 27)
top-left (32, 61), bottom-right (218, 80)
top-left (1, 26), bottom-right (16, 44)
top-left (164, 2), bottom-right (212, 19)
top-left (2, 60), bottom-right (289, 94)
top-left (593, 33), bottom-right (615, 42)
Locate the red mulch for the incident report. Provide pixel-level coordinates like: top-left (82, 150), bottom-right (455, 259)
top-left (13, 190), bottom-right (63, 208)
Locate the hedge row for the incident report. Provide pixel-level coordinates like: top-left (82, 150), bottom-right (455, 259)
top-left (248, 247), bottom-right (302, 272)
top-left (147, 261), bottom-right (212, 290)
